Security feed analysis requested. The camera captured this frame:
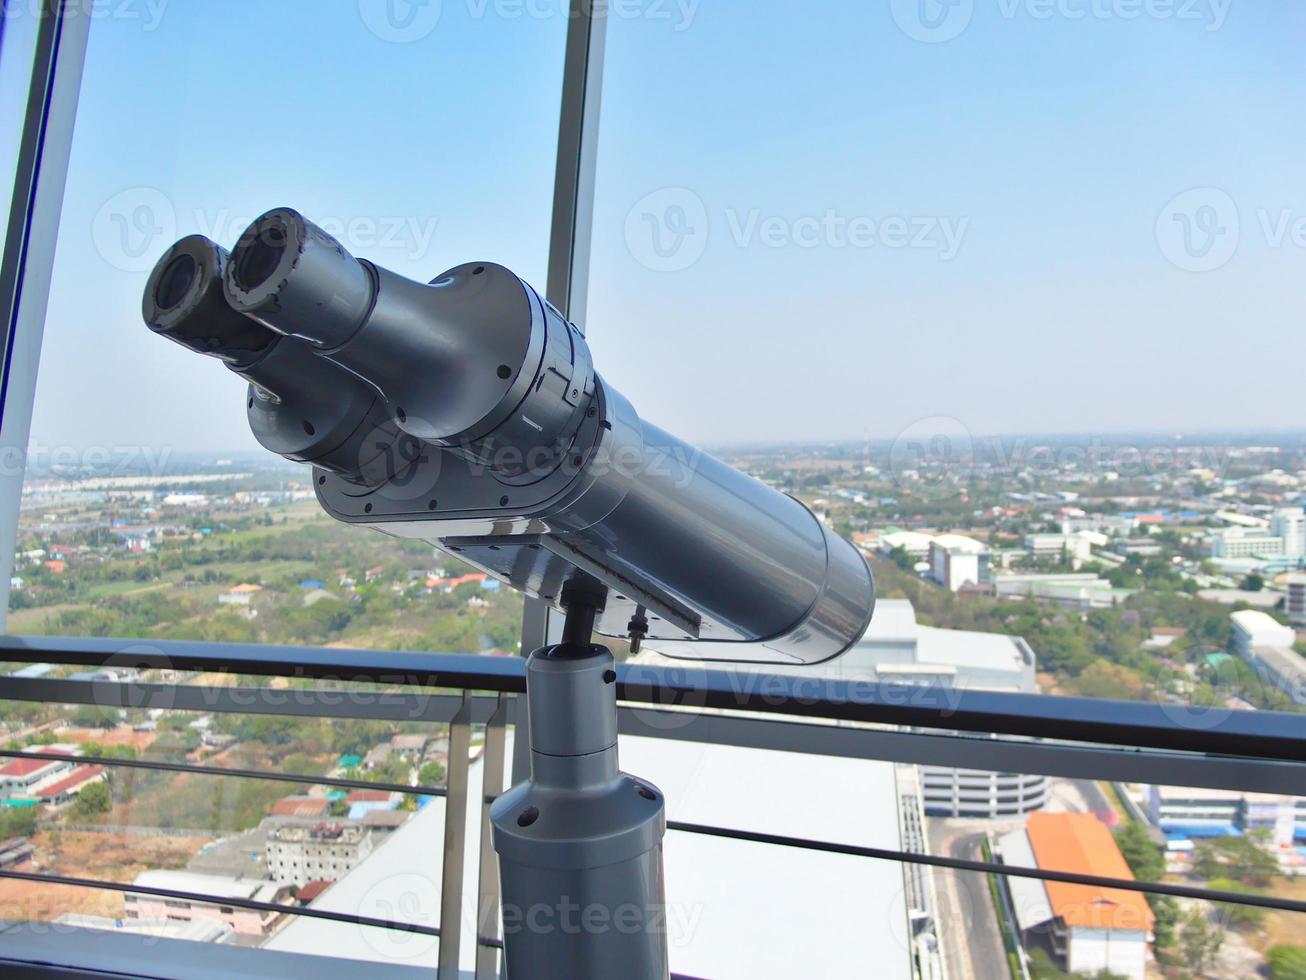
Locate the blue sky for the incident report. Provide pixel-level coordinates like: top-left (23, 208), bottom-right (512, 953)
top-left (12, 0), bottom-right (1306, 455)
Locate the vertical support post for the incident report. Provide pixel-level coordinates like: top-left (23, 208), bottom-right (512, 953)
top-left (475, 693), bottom-right (510, 979)
top-left (439, 690), bottom-right (474, 977)
top-left (493, 582), bottom-right (668, 980)
top-left (0, 1), bottom-right (91, 628)
top-left (516, 0), bottom-right (609, 699)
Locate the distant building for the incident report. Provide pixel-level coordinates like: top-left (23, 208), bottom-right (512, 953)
top-left (1271, 508), bottom-right (1306, 558)
top-left (125, 871), bottom-right (290, 937)
top-left (928, 534), bottom-right (991, 592)
top-left (1286, 573), bottom-right (1306, 627)
top-left (265, 822), bottom-right (373, 887)
top-left (218, 583), bottom-right (262, 606)
top-left (638, 599), bottom-right (1045, 819)
top-left (994, 572), bottom-right (1130, 611)
top-left (0, 749), bottom-right (75, 801)
top-left (390, 734), bottom-right (428, 758)
top-left (33, 764), bottom-right (105, 807)
top-left (362, 745), bottom-right (392, 769)
top-left (56, 912), bottom-right (234, 944)
top-left (269, 796), bottom-right (332, 820)
top-left (1147, 784), bottom-right (1306, 846)
top-left (998, 813), bottom-right (1152, 980)
top-left (877, 530), bottom-right (933, 558)
top-left (1231, 609), bottom-right (1296, 658)
top-left (1230, 610), bottom-right (1306, 705)
top-left (1211, 527), bottom-right (1286, 559)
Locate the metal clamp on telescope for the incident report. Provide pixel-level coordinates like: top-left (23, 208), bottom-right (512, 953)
top-left (142, 208), bottom-right (876, 979)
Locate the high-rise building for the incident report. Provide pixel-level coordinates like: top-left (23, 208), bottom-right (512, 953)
top-left (928, 534), bottom-right (991, 591)
top-left (1271, 508), bottom-right (1306, 558)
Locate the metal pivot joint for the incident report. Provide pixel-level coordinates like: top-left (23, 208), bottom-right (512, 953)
top-left (490, 579), bottom-right (669, 979)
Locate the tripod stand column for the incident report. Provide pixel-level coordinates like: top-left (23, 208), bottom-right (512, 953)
top-left (490, 581), bottom-right (669, 979)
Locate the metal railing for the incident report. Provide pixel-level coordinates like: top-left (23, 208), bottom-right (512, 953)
top-left (0, 633), bottom-right (1304, 978)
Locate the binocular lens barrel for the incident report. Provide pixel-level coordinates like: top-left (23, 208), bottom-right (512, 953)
top-left (142, 235), bottom-right (279, 367)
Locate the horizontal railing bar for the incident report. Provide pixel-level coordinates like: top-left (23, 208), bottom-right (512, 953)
top-left (618, 708), bottom-right (1306, 796)
top-left (617, 664), bottom-right (1306, 765)
top-left (667, 821), bottom-right (1306, 916)
top-left (1, 635), bottom-right (1303, 765)
top-left (0, 636), bottom-right (528, 690)
top-left (0, 675), bottom-right (504, 724)
top-left (0, 749), bottom-right (446, 798)
top-left (0, 867), bottom-right (441, 936)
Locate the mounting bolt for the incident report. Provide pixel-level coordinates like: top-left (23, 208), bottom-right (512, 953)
top-left (626, 605), bottom-right (649, 655)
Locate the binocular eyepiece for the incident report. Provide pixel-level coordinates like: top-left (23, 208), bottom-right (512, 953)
top-left (143, 208), bottom-right (592, 486)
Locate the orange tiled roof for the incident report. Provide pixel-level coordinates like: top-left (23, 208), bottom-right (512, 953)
top-left (1026, 812), bottom-right (1155, 932)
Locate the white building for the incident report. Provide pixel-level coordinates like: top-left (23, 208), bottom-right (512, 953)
top-left (265, 822), bottom-right (374, 887)
top-left (0, 748), bottom-right (76, 800)
top-left (1211, 527), bottom-right (1286, 559)
top-left (1231, 609), bottom-right (1306, 705)
top-left (879, 530), bottom-right (934, 558)
top-left (125, 871), bottom-right (290, 937)
top-left (1271, 508), bottom-right (1306, 558)
top-left (1231, 609), bottom-right (1296, 658)
top-left (999, 813), bottom-right (1152, 980)
top-left (994, 572), bottom-right (1130, 611)
top-left (928, 534), bottom-right (991, 592)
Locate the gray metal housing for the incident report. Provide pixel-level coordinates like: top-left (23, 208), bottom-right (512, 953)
top-left (142, 209), bottom-right (876, 664)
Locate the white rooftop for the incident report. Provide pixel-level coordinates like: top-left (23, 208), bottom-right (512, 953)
top-left (130, 870), bottom-right (282, 904)
top-left (861, 597), bottom-right (919, 641)
top-left (267, 734), bottom-right (912, 980)
top-left (1231, 609), bottom-right (1295, 641)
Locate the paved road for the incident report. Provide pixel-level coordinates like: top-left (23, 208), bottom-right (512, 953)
top-left (927, 821), bottom-right (1009, 980)
top-left (1073, 778), bottom-right (1113, 818)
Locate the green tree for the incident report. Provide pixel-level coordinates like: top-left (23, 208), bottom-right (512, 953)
top-left (1113, 822), bottom-right (1164, 883)
top-left (0, 807), bottom-right (37, 838)
top-left (1193, 833), bottom-right (1279, 887)
top-left (417, 761), bottom-right (446, 787)
top-left (1178, 907), bottom-right (1224, 976)
top-left (70, 705), bottom-right (118, 729)
top-left (72, 780), bottom-right (112, 819)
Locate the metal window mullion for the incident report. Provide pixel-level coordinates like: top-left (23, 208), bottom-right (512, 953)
top-left (514, 0), bottom-right (610, 784)
top-left (0, 1), bottom-right (91, 629)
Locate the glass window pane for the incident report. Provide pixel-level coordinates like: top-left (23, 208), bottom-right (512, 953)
top-left (7, 2), bottom-right (568, 648)
top-left (594, 2), bottom-right (1306, 695)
